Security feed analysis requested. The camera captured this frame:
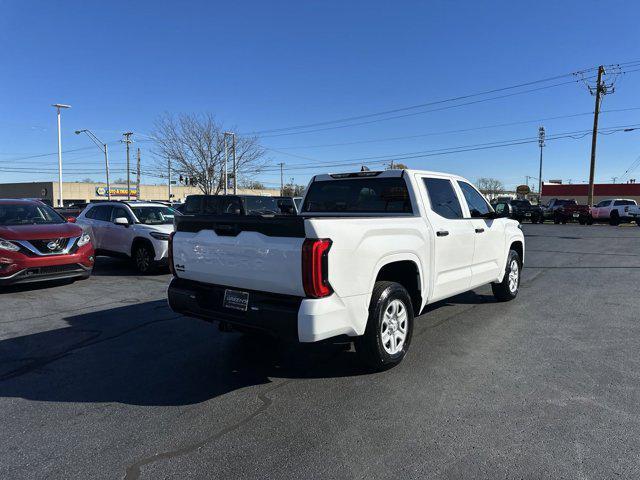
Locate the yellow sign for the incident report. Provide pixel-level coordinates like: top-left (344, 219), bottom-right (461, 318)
top-left (96, 186), bottom-right (138, 197)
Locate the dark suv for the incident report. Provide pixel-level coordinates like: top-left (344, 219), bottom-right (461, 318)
top-left (181, 195), bottom-right (296, 216)
top-left (492, 199), bottom-right (543, 223)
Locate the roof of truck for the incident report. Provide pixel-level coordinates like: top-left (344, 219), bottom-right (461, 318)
top-left (314, 169), bottom-right (467, 182)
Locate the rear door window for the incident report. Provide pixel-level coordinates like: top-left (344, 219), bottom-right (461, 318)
top-left (422, 178), bottom-right (463, 219)
top-left (302, 177), bottom-right (413, 213)
top-left (201, 196), bottom-right (219, 214)
top-left (183, 196), bottom-right (203, 215)
top-left (614, 200), bottom-right (635, 206)
top-left (93, 205), bottom-right (113, 221)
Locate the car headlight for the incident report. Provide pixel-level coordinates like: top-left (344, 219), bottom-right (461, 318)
top-left (77, 233), bottom-right (91, 247)
top-left (150, 231), bottom-right (170, 241)
top-left (0, 238), bottom-right (20, 252)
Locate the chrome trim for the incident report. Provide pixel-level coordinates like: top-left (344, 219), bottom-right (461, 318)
top-left (13, 236), bottom-right (80, 257)
top-left (0, 263), bottom-right (91, 281)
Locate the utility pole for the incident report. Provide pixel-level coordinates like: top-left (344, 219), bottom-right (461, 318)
top-left (52, 104), bottom-right (71, 207)
top-left (223, 132), bottom-right (236, 194)
top-left (168, 157), bottom-right (172, 202)
top-left (587, 65), bottom-right (606, 206)
top-left (223, 134), bottom-right (229, 195)
top-left (232, 134), bottom-right (237, 194)
top-left (538, 126), bottom-right (545, 196)
top-left (279, 162), bottom-right (285, 195)
top-left (122, 132), bottom-right (134, 200)
top-left (136, 148), bottom-right (141, 200)
top-left (390, 160), bottom-right (395, 169)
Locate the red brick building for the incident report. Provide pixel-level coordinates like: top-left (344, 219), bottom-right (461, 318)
top-left (541, 182), bottom-right (640, 205)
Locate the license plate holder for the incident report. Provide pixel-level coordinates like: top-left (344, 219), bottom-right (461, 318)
top-left (223, 289), bottom-right (249, 311)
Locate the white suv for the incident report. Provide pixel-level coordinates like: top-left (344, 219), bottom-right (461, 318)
top-left (76, 201), bottom-right (178, 273)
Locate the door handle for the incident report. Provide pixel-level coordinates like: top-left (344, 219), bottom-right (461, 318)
top-left (436, 230), bottom-right (449, 237)
top-left (475, 228), bottom-right (485, 233)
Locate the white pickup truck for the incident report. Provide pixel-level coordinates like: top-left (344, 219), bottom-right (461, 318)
top-left (589, 198), bottom-right (638, 225)
top-left (168, 170), bottom-right (524, 369)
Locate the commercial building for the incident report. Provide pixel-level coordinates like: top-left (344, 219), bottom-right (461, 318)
top-left (0, 181), bottom-right (279, 206)
top-left (541, 182), bottom-right (640, 205)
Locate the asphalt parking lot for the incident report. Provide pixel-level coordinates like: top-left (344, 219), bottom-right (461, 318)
top-left (2, 224), bottom-right (640, 479)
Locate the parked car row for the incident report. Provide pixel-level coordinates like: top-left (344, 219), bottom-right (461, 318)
top-left (492, 197), bottom-right (640, 226)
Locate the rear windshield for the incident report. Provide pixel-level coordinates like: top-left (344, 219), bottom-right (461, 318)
top-left (511, 200), bottom-right (531, 207)
top-left (242, 196), bottom-right (281, 215)
top-left (556, 199), bottom-right (577, 206)
top-left (302, 177), bottom-right (413, 213)
top-left (0, 203), bottom-right (65, 226)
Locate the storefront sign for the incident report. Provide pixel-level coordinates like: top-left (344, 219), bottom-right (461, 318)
top-left (95, 186), bottom-right (138, 197)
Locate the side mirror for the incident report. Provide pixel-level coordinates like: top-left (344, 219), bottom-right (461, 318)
top-left (114, 217), bottom-right (130, 226)
top-left (494, 203), bottom-right (512, 218)
top-left (66, 216), bottom-right (76, 223)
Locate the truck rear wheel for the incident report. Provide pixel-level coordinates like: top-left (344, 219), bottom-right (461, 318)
top-left (610, 211), bottom-right (620, 226)
top-left (491, 250), bottom-right (521, 302)
top-left (355, 281), bottom-right (414, 371)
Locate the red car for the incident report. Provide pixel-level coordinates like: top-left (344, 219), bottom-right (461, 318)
top-left (0, 199), bottom-right (94, 286)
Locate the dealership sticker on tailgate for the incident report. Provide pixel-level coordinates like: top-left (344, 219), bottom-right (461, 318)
top-left (223, 289), bottom-right (250, 311)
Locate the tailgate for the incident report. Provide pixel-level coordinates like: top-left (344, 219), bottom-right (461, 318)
top-left (172, 215), bottom-right (306, 296)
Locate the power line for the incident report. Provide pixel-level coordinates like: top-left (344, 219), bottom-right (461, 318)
top-left (265, 107), bottom-right (640, 150)
top-left (254, 123), bottom-right (640, 174)
top-left (252, 77), bottom-right (598, 138)
top-left (245, 69), bottom-right (598, 135)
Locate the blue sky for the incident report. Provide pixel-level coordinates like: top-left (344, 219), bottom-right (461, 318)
top-left (1, 0), bottom-right (639, 190)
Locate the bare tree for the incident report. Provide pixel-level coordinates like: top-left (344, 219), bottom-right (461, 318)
top-left (476, 177), bottom-right (505, 197)
top-left (152, 113), bottom-right (267, 194)
top-left (385, 162), bottom-right (409, 170)
top-left (282, 182), bottom-right (305, 197)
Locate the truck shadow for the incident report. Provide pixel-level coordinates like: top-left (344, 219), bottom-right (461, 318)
top-left (0, 291), bottom-right (489, 406)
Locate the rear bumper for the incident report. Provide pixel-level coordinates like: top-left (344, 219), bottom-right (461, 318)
top-left (168, 277), bottom-right (302, 340)
top-left (167, 277), bottom-right (369, 342)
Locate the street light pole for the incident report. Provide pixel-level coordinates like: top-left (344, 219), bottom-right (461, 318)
top-left (52, 104), bottom-right (71, 207)
top-left (75, 129), bottom-right (111, 200)
top-left (538, 126), bottom-right (545, 198)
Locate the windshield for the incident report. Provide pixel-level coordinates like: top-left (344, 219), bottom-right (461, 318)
top-left (511, 200), bottom-right (531, 207)
top-left (131, 206), bottom-right (178, 225)
top-left (242, 197), bottom-right (281, 215)
top-left (557, 199), bottom-right (577, 206)
top-left (0, 203), bottom-right (65, 226)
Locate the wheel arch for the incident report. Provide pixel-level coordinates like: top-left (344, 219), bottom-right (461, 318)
top-left (370, 254), bottom-right (425, 315)
top-left (131, 236), bottom-right (155, 258)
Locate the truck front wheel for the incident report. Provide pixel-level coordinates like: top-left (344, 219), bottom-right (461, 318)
top-left (355, 281), bottom-right (414, 371)
top-left (491, 250), bottom-right (521, 302)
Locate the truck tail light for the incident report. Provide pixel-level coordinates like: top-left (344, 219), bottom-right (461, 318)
top-left (168, 231), bottom-right (176, 276)
top-left (302, 238), bottom-right (333, 298)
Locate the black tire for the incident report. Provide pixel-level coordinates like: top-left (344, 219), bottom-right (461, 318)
top-left (586, 216), bottom-right (594, 225)
top-left (354, 281), bottom-right (414, 371)
top-left (609, 211), bottom-right (620, 226)
top-left (637, 219), bottom-right (640, 227)
top-left (133, 243), bottom-right (156, 274)
top-left (578, 218), bottom-right (585, 225)
top-left (539, 216), bottom-right (545, 224)
top-left (553, 213), bottom-right (561, 224)
top-left (491, 249), bottom-right (521, 302)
